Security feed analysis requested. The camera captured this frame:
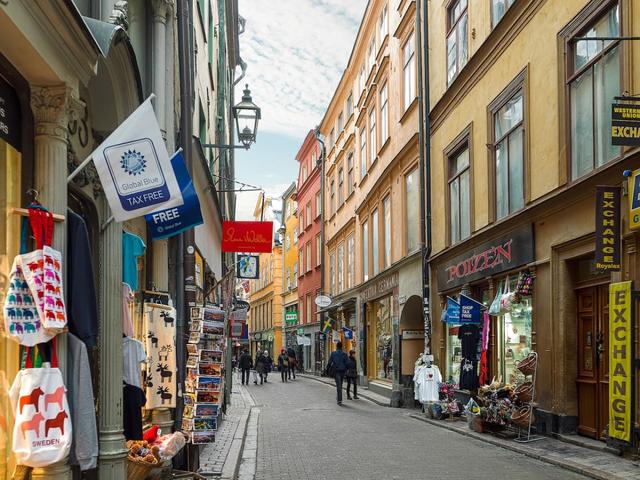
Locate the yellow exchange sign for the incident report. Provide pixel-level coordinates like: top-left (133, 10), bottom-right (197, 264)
top-left (609, 281), bottom-right (632, 442)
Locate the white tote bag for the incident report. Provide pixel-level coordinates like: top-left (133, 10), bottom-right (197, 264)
top-left (9, 347), bottom-right (72, 467)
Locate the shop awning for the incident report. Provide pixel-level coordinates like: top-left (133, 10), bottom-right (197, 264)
top-left (317, 297), bottom-right (357, 314)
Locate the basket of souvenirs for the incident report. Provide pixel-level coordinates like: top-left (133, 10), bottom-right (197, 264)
top-left (511, 405), bottom-right (534, 428)
top-left (126, 440), bottom-right (167, 480)
top-left (513, 381), bottom-right (534, 403)
top-left (516, 352), bottom-right (537, 376)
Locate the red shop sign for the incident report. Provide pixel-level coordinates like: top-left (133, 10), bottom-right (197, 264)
top-left (222, 221), bottom-right (273, 253)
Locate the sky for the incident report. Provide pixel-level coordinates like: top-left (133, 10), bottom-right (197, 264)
top-left (234, 0), bottom-right (368, 220)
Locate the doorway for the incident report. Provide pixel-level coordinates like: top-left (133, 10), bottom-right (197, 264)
top-left (576, 284), bottom-right (609, 439)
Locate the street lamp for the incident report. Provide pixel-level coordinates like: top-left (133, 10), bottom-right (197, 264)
top-left (202, 84), bottom-right (261, 150)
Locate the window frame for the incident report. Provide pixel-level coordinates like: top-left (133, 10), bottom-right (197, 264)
top-left (315, 191), bottom-right (322, 218)
top-left (347, 153), bottom-right (354, 196)
top-left (383, 195), bottom-right (391, 268)
top-left (347, 92), bottom-right (354, 118)
top-left (306, 202), bottom-right (311, 229)
top-left (368, 107), bottom-right (377, 165)
top-left (379, 82), bottom-right (389, 145)
top-left (337, 242), bottom-right (344, 293)
top-left (347, 233), bottom-right (355, 289)
top-left (446, 0), bottom-right (468, 85)
top-left (316, 233), bottom-right (322, 267)
top-left (306, 242), bottom-right (312, 273)
top-left (491, 0), bottom-right (515, 29)
top-left (404, 165), bottom-right (420, 254)
top-left (445, 126), bottom-right (473, 246)
top-left (402, 31), bottom-right (417, 111)
top-left (338, 165), bottom-right (345, 206)
top-left (564, 1), bottom-right (623, 182)
top-left (360, 127), bottom-right (367, 179)
top-left (378, 4), bottom-right (389, 47)
top-left (488, 68), bottom-right (528, 223)
top-left (362, 220), bottom-right (369, 282)
top-left (372, 208), bottom-right (379, 276)
top-left (329, 177), bottom-right (335, 217)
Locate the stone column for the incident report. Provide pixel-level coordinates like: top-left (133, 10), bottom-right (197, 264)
top-left (29, 85), bottom-right (72, 480)
top-left (97, 196), bottom-right (127, 479)
top-left (128, 0), bottom-right (147, 94)
top-left (150, 0), bottom-right (174, 433)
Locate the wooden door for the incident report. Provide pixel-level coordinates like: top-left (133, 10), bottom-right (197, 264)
top-left (576, 285), bottom-right (609, 439)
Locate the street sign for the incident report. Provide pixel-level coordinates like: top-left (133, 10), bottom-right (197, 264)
top-left (628, 169), bottom-right (640, 231)
top-left (595, 186), bottom-right (621, 271)
top-left (611, 103), bottom-right (640, 146)
top-left (315, 295), bottom-right (332, 308)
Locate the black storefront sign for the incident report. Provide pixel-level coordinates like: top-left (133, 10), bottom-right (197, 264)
top-left (0, 75), bottom-right (21, 151)
top-left (611, 103), bottom-right (640, 147)
top-left (438, 224), bottom-right (534, 290)
top-left (595, 186), bottom-right (621, 272)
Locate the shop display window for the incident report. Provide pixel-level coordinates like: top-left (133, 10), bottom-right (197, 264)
top-left (447, 326), bottom-right (462, 382)
top-left (373, 296), bottom-right (393, 381)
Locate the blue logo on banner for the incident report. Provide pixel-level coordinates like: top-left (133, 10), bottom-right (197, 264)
top-left (342, 327), bottom-right (353, 340)
top-left (459, 294), bottom-right (483, 324)
top-left (145, 150), bottom-right (203, 240)
top-left (444, 297), bottom-right (460, 324)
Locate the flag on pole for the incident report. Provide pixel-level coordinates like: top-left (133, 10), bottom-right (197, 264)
top-left (321, 317), bottom-right (334, 334)
top-left (342, 327), bottom-right (353, 340)
top-left (89, 97), bottom-right (183, 221)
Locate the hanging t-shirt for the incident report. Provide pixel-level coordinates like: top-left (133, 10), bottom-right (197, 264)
top-left (414, 365), bottom-right (442, 403)
top-left (123, 336), bottom-right (147, 388)
top-left (123, 283), bottom-right (134, 337)
top-left (122, 232), bottom-right (145, 291)
top-left (458, 324), bottom-right (480, 359)
top-left (123, 383), bottom-right (146, 440)
top-left (459, 359), bottom-right (479, 390)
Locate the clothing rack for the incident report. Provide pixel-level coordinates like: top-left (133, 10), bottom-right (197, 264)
top-left (9, 207), bottom-right (65, 222)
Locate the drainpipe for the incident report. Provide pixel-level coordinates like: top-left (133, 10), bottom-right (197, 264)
top-left (314, 127), bottom-right (325, 374)
top-left (416, 0), bottom-right (432, 354)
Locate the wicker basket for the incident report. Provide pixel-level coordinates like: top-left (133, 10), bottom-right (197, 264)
top-left (516, 352), bottom-right (537, 376)
top-left (514, 381), bottom-right (534, 402)
top-left (511, 405), bottom-right (534, 428)
top-left (127, 458), bottom-right (164, 480)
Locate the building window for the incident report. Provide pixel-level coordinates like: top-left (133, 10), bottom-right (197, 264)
top-left (329, 128), bottom-right (335, 149)
top-left (347, 92), bottom-right (354, 117)
top-left (449, 146), bottom-right (471, 243)
top-left (307, 294), bottom-right (313, 325)
top-left (380, 83), bottom-right (388, 143)
top-left (293, 262), bottom-right (298, 287)
top-left (363, 220), bottom-right (369, 282)
top-left (293, 228), bottom-right (297, 244)
top-left (338, 111), bottom-right (344, 132)
top-left (306, 242), bottom-right (312, 273)
top-left (316, 233), bottom-right (321, 267)
top-left (369, 109), bottom-right (377, 163)
top-left (329, 251), bottom-right (336, 295)
top-left (405, 167), bottom-right (420, 253)
top-left (315, 191), bottom-right (321, 218)
top-left (372, 208), bottom-right (379, 276)
top-left (311, 151), bottom-right (316, 169)
top-left (347, 153), bottom-right (354, 196)
top-left (302, 164), bottom-right (307, 182)
top-left (569, 5), bottom-right (621, 180)
top-left (383, 196), bottom-right (391, 268)
top-left (299, 250), bottom-right (304, 276)
top-left (446, 0), bottom-right (468, 85)
top-left (306, 203), bottom-right (311, 228)
top-left (286, 200), bottom-right (291, 218)
top-left (286, 267), bottom-right (291, 290)
top-left (379, 5), bottom-right (388, 44)
top-left (338, 167), bottom-right (344, 206)
top-left (286, 233), bottom-right (291, 251)
top-left (359, 66), bottom-right (366, 96)
top-left (330, 178), bottom-right (335, 216)
top-left (347, 234), bottom-right (355, 289)
top-left (368, 38), bottom-right (376, 73)
top-left (494, 90), bottom-right (524, 219)
top-left (300, 210), bottom-right (305, 231)
top-left (492, 0), bottom-right (515, 27)
top-left (337, 243), bottom-right (344, 293)
top-left (403, 32), bottom-right (416, 109)
top-left (360, 129), bottom-right (367, 179)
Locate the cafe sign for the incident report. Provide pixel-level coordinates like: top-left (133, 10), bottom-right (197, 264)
top-left (438, 224), bottom-right (534, 290)
top-left (609, 281), bottom-right (632, 442)
top-left (611, 103), bottom-right (640, 146)
top-left (595, 186), bottom-right (621, 272)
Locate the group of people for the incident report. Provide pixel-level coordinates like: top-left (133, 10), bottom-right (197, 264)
top-left (326, 342), bottom-right (358, 405)
top-left (237, 347), bottom-right (299, 385)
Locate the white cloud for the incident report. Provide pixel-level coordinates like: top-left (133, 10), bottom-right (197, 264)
top-left (238, 0), bottom-right (367, 138)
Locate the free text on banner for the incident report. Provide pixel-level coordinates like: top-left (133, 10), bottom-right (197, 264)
top-left (609, 281), bottom-right (632, 442)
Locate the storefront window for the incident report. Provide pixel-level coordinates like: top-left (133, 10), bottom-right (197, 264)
top-left (372, 296), bottom-right (393, 381)
top-left (447, 326), bottom-right (462, 382)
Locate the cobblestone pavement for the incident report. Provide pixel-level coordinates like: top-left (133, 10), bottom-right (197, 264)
top-left (249, 376), bottom-right (590, 480)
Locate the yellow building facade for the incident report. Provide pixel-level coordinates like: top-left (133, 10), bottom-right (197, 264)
top-left (248, 194), bottom-right (284, 358)
top-left (320, 0), bottom-right (425, 404)
top-left (427, 0), bottom-right (640, 440)
top-left (280, 183), bottom-right (300, 352)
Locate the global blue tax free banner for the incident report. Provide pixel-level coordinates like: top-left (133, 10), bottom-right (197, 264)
top-left (145, 150), bottom-right (203, 240)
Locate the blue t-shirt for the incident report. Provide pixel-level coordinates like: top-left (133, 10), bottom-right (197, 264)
top-left (122, 232), bottom-right (145, 290)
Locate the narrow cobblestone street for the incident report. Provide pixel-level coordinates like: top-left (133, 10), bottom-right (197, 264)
top-left (244, 377), bottom-right (589, 480)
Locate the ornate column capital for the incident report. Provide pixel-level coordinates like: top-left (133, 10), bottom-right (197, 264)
top-left (30, 85), bottom-right (72, 141)
top-left (151, 0), bottom-right (174, 23)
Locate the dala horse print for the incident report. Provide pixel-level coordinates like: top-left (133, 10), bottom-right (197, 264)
top-left (45, 411), bottom-right (68, 436)
top-left (20, 412), bottom-right (44, 439)
top-left (44, 386), bottom-right (65, 410)
top-left (19, 387), bottom-right (44, 413)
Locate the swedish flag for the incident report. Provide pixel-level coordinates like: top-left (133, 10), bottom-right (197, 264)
top-left (321, 317), bottom-right (334, 334)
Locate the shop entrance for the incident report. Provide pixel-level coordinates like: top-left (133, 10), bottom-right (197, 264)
top-left (576, 284), bottom-right (609, 439)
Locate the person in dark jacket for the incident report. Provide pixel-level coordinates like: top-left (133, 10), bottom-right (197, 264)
top-left (262, 350), bottom-right (273, 383)
top-left (255, 352), bottom-right (266, 385)
top-left (326, 341), bottom-right (349, 405)
top-left (346, 350), bottom-right (359, 400)
top-left (277, 349), bottom-right (289, 382)
top-left (238, 350), bottom-right (253, 386)
top-left (287, 346), bottom-right (297, 380)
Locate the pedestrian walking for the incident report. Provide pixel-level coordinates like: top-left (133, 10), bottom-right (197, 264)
top-left (346, 349), bottom-right (359, 400)
top-left (287, 346), bottom-right (297, 380)
top-left (278, 349), bottom-right (289, 382)
top-left (238, 349), bottom-right (253, 386)
top-left (262, 350), bottom-right (272, 383)
top-left (326, 341), bottom-right (349, 405)
top-left (255, 351), bottom-right (266, 385)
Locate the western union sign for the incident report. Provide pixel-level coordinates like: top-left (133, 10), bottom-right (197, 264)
top-left (612, 103), bottom-right (640, 146)
top-left (609, 281), bottom-right (632, 442)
